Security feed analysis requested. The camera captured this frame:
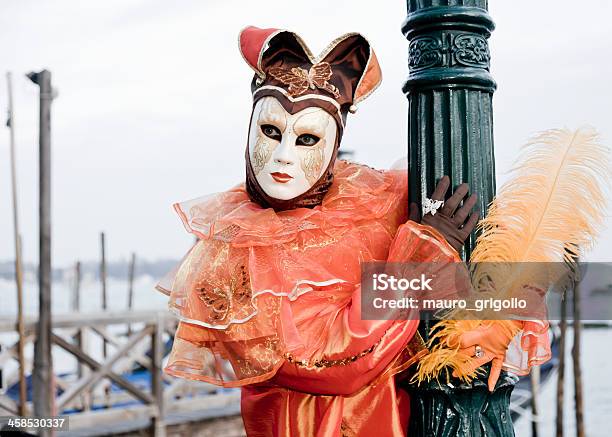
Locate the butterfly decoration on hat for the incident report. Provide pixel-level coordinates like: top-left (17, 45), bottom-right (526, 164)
top-left (239, 26), bottom-right (383, 120)
top-left (268, 63), bottom-right (340, 99)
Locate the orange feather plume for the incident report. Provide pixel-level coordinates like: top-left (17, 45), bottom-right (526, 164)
top-left (415, 127), bottom-right (611, 385)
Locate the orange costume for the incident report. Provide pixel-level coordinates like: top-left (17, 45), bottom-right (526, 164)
top-left (157, 25), bottom-right (557, 436)
top-left (157, 161), bottom-right (460, 436)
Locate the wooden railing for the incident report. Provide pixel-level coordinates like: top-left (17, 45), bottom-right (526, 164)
top-left (0, 311), bottom-right (240, 436)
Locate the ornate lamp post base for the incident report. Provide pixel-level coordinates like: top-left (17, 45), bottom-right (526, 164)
top-left (406, 367), bottom-right (518, 437)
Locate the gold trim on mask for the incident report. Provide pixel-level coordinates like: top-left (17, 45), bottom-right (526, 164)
top-left (301, 140), bottom-right (326, 185)
top-left (252, 138), bottom-right (271, 175)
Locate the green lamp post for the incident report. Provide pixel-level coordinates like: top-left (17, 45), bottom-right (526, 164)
top-left (403, 2), bottom-right (517, 436)
top-left (403, 0), bottom-right (496, 261)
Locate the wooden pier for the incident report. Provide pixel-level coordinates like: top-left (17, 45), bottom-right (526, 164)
top-left (0, 311), bottom-right (243, 436)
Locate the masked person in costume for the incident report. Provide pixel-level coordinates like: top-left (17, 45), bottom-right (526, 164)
top-left (156, 26), bottom-right (545, 436)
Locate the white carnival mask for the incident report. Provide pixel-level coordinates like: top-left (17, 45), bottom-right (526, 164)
top-left (248, 96), bottom-right (338, 201)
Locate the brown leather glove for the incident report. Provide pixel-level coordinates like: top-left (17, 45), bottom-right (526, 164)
top-left (409, 176), bottom-right (479, 252)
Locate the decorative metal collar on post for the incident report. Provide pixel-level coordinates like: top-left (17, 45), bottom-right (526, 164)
top-left (403, 2), bottom-right (516, 436)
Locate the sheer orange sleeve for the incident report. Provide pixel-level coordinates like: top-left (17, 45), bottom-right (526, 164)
top-left (270, 221), bottom-right (461, 396)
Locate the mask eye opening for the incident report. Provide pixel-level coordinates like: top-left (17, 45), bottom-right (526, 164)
top-left (261, 124), bottom-right (282, 141)
top-left (296, 133), bottom-right (320, 147)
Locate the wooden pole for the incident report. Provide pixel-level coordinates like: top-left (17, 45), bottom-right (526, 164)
top-left (100, 232), bottom-right (111, 406)
top-left (127, 253), bottom-right (136, 337)
top-left (72, 261), bottom-right (81, 312)
top-left (72, 260), bottom-right (90, 411)
top-left (151, 315), bottom-right (166, 436)
top-left (556, 292), bottom-right (567, 437)
top-left (128, 252), bottom-right (136, 311)
top-left (28, 69), bottom-right (55, 427)
top-left (100, 232), bottom-right (108, 361)
top-left (530, 366), bottom-right (540, 437)
top-left (100, 233), bottom-right (107, 313)
top-left (73, 261), bottom-right (83, 377)
top-left (572, 280), bottom-right (585, 437)
top-left (6, 71), bottom-right (27, 417)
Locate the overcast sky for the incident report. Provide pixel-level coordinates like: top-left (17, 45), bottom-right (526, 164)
top-left (1, 0), bottom-right (611, 267)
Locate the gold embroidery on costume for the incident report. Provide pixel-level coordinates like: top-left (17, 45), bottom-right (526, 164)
top-left (233, 265), bottom-right (251, 305)
top-left (285, 232), bottom-right (339, 252)
top-left (283, 337), bottom-right (382, 369)
top-left (268, 62), bottom-right (340, 98)
top-left (194, 261), bottom-right (253, 322)
top-left (215, 224), bottom-right (241, 242)
top-left (277, 216), bottom-right (318, 233)
top-left (196, 284), bottom-right (230, 321)
top-left (235, 336), bottom-right (280, 378)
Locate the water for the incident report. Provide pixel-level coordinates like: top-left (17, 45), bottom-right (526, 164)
top-left (0, 274), bottom-right (168, 317)
top-left (514, 327), bottom-right (612, 437)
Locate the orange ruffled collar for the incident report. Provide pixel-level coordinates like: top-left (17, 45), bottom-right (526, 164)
top-left (173, 160), bottom-right (407, 247)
